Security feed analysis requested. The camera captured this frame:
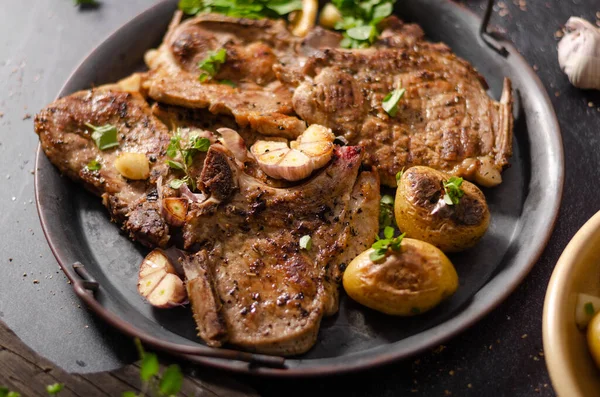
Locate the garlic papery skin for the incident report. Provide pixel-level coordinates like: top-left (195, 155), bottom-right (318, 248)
top-left (558, 17), bottom-right (600, 90)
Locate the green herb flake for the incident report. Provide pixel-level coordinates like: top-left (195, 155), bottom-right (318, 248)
top-left (410, 307), bottom-right (421, 315)
top-left (266, 0), bottom-right (303, 15)
top-left (443, 176), bottom-right (465, 205)
top-left (369, 229), bottom-right (405, 262)
top-left (585, 302), bottom-right (595, 316)
top-left (159, 364), bottom-right (184, 396)
top-left (395, 168), bottom-right (404, 182)
top-left (219, 79), bottom-right (237, 87)
top-left (46, 383), bottom-right (64, 395)
top-left (379, 194), bottom-right (395, 229)
top-left (198, 48), bottom-right (227, 82)
top-left (178, 0), bottom-right (203, 14)
top-left (382, 88), bottom-right (406, 117)
top-left (74, 0), bottom-right (99, 6)
top-left (332, 0), bottom-right (397, 48)
top-left (299, 235), bottom-right (312, 250)
top-left (121, 392), bottom-right (138, 397)
top-left (85, 123), bottom-right (119, 151)
top-left (170, 179), bottom-right (186, 189)
top-left (165, 130), bottom-right (211, 191)
top-left (86, 159), bottom-right (101, 171)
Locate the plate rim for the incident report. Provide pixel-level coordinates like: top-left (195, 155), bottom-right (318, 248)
top-left (34, 0), bottom-right (565, 377)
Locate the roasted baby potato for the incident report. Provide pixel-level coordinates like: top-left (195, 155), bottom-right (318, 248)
top-left (343, 238), bottom-right (459, 316)
top-left (395, 166), bottom-right (490, 252)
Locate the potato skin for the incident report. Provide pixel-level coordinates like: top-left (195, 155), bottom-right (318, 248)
top-left (343, 238), bottom-right (459, 316)
top-left (394, 166), bottom-right (490, 253)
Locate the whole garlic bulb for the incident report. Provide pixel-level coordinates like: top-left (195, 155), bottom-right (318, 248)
top-left (558, 17), bottom-right (600, 90)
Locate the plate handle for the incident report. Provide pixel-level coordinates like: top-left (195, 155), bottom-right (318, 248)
top-left (67, 262), bottom-right (287, 369)
top-left (480, 0), bottom-right (509, 57)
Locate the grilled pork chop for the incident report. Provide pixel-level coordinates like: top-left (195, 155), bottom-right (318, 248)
top-left (277, 48), bottom-right (513, 187)
top-left (146, 13), bottom-right (513, 187)
top-left (35, 88), bottom-right (173, 247)
top-left (180, 145), bottom-right (379, 354)
top-left (144, 12), bottom-right (309, 138)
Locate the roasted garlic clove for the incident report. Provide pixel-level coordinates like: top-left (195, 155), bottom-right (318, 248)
top-left (137, 249), bottom-right (187, 308)
top-left (250, 124), bottom-right (335, 181)
top-left (289, 0), bottom-right (318, 37)
top-left (217, 128), bottom-right (248, 162)
top-left (114, 152), bottom-right (150, 180)
top-left (558, 17), bottom-right (600, 90)
top-left (161, 197), bottom-right (189, 227)
top-left (319, 3), bottom-right (342, 29)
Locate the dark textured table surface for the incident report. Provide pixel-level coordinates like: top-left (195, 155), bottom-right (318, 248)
top-left (1, 0), bottom-right (599, 396)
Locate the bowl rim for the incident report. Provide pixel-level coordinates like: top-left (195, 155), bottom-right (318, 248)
top-left (543, 210), bottom-right (600, 396)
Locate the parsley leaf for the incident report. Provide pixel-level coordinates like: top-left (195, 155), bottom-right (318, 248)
top-left (331, 0), bottom-right (396, 48)
top-left (198, 48), bottom-right (227, 82)
top-left (585, 302), bottom-right (595, 316)
top-left (85, 123), bottom-right (119, 151)
top-left (179, 0), bottom-right (302, 19)
top-left (379, 194), bottom-right (395, 229)
top-left (74, 0), bottom-right (99, 6)
top-left (46, 383), bottom-right (64, 395)
top-left (159, 364), bottom-right (184, 396)
top-left (86, 159), bottom-right (101, 171)
top-left (395, 168), bottom-right (404, 183)
top-left (382, 88), bottom-right (406, 117)
top-left (443, 176), bottom-right (465, 205)
top-left (219, 79), bottom-right (237, 87)
top-left (369, 227), bottom-right (405, 262)
top-left (135, 339), bottom-right (159, 382)
top-left (299, 235), bottom-right (312, 250)
top-left (166, 130), bottom-right (211, 191)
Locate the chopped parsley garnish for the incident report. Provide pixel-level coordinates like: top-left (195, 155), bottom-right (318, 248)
top-left (85, 123), bottom-right (119, 150)
top-left (382, 88), bottom-right (406, 117)
top-left (379, 194), bottom-right (395, 229)
top-left (166, 130), bottom-right (211, 190)
top-left (443, 176), bottom-right (465, 205)
top-left (86, 159), bottom-right (102, 171)
top-left (332, 0), bottom-right (396, 48)
top-left (74, 0), bottom-right (99, 6)
top-left (219, 79), bottom-right (237, 87)
top-left (370, 226), bottom-right (405, 262)
top-left (585, 302), bottom-right (595, 316)
top-left (410, 307), bottom-right (421, 314)
top-left (395, 167), bottom-right (404, 183)
top-left (46, 383), bottom-right (64, 395)
top-left (198, 49), bottom-right (227, 82)
top-left (179, 0), bottom-right (303, 19)
top-left (299, 235), bottom-right (312, 250)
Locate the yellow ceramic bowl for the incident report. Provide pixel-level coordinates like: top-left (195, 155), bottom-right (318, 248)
top-left (543, 211), bottom-right (600, 397)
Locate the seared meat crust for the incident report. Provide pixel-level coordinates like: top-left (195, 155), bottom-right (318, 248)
top-left (144, 12), bottom-right (307, 138)
top-left (281, 46), bottom-right (513, 186)
top-left (35, 88), bottom-right (172, 247)
top-left (182, 146), bottom-right (378, 354)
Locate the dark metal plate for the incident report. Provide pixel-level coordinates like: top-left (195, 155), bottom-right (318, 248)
top-left (34, 0), bottom-right (564, 376)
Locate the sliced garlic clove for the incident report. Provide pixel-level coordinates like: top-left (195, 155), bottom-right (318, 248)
top-left (146, 273), bottom-right (187, 308)
top-left (296, 141), bottom-right (334, 168)
top-left (251, 124), bottom-right (335, 181)
top-left (137, 249), bottom-right (187, 308)
top-left (277, 149), bottom-right (313, 181)
top-left (474, 157), bottom-right (502, 188)
top-left (293, 124), bottom-right (335, 145)
top-left (114, 152), bottom-right (150, 180)
top-left (161, 197), bottom-right (189, 227)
